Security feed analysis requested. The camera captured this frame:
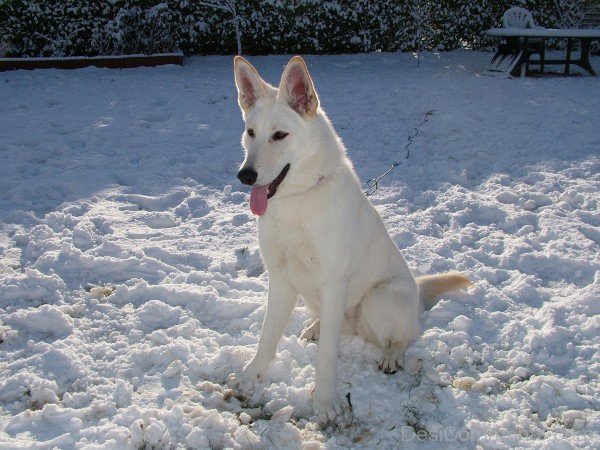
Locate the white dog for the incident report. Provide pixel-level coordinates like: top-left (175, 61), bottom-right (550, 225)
top-left (231, 55), bottom-right (470, 423)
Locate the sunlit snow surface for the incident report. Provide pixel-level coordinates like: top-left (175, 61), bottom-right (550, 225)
top-left (1, 52), bottom-right (599, 449)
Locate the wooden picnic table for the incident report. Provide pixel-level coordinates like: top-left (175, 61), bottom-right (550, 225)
top-left (486, 27), bottom-right (600, 76)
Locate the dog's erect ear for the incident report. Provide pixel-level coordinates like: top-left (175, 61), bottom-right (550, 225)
top-left (234, 56), bottom-right (269, 113)
top-left (278, 56), bottom-right (319, 116)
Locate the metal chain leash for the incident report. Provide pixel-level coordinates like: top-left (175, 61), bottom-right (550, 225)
top-left (364, 110), bottom-right (435, 196)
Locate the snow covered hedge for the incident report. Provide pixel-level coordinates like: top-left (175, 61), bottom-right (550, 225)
top-left (0, 0), bottom-right (595, 57)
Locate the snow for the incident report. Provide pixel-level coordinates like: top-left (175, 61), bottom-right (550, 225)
top-left (1, 51), bottom-right (599, 449)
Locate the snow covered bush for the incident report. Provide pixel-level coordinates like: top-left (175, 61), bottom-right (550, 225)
top-left (0, 0), bottom-right (180, 56)
top-left (0, 0), bottom-right (106, 57)
top-left (0, 0), bottom-right (596, 57)
top-left (91, 3), bottom-right (178, 55)
top-left (0, 41), bottom-right (10, 57)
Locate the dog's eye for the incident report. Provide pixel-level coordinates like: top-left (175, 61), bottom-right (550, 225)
top-left (272, 131), bottom-right (289, 141)
top-left (247, 129), bottom-right (255, 138)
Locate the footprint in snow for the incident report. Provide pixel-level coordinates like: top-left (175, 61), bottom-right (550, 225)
top-left (149, 97), bottom-right (168, 107)
top-left (143, 213), bottom-right (178, 229)
top-left (140, 112), bottom-right (171, 123)
top-left (115, 191), bottom-right (188, 211)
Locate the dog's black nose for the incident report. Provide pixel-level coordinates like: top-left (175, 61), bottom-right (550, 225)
top-left (237, 168), bottom-right (258, 186)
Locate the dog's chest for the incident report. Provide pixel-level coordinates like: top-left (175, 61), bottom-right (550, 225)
top-left (258, 210), bottom-right (321, 295)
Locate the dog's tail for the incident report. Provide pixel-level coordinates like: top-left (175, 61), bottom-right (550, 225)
top-left (416, 272), bottom-right (472, 309)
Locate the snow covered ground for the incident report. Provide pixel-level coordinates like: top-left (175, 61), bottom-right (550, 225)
top-left (0, 51), bottom-right (599, 449)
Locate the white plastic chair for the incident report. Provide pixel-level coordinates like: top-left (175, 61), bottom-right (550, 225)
top-left (502, 7), bottom-right (545, 74)
top-left (503, 7), bottom-right (538, 29)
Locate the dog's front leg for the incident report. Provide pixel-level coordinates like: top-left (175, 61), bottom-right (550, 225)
top-left (312, 282), bottom-right (347, 423)
top-left (241, 274), bottom-right (297, 380)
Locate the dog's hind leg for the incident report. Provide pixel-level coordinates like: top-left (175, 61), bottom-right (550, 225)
top-left (357, 280), bottom-right (421, 373)
top-left (300, 318), bottom-right (320, 341)
top-left (299, 296), bottom-right (320, 341)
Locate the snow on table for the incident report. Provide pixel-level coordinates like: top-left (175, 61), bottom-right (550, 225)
top-left (486, 27), bottom-right (600, 38)
top-left (0, 52), bottom-right (599, 449)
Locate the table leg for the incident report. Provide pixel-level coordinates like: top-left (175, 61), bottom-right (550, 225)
top-left (521, 37), bottom-right (529, 77)
top-left (565, 37), bottom-right (572, 76)
top-left (578, 38), bottom-right (597, 76)
top-left (540, 40), bottom-right (545, 74)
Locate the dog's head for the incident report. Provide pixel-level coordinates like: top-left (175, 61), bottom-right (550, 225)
top-left (233, 56), bottom-right (324, 215)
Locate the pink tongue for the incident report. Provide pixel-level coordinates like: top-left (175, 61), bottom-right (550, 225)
top-left (250, 185), bottom-right (269, 216)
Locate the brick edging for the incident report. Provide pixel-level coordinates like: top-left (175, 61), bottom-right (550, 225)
top-left (0, 53), bottom-right (184, 71)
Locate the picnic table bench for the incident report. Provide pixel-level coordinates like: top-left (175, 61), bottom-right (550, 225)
top-left (486, 27), bottom-right (600, 77)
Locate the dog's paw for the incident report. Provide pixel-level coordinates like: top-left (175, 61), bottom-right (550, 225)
top-left (228, 358), bottom-right (266, 389)
top-left (312, 395), bottom-right (344, 424)
top-left (378, 357), bottom-right (403, 374)
top-left (300, 319), bottom-right (320, 341)
top-left (226, 372), bottom-right (245, 389)
top-left (378, 342), bottom-right (407, 374)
